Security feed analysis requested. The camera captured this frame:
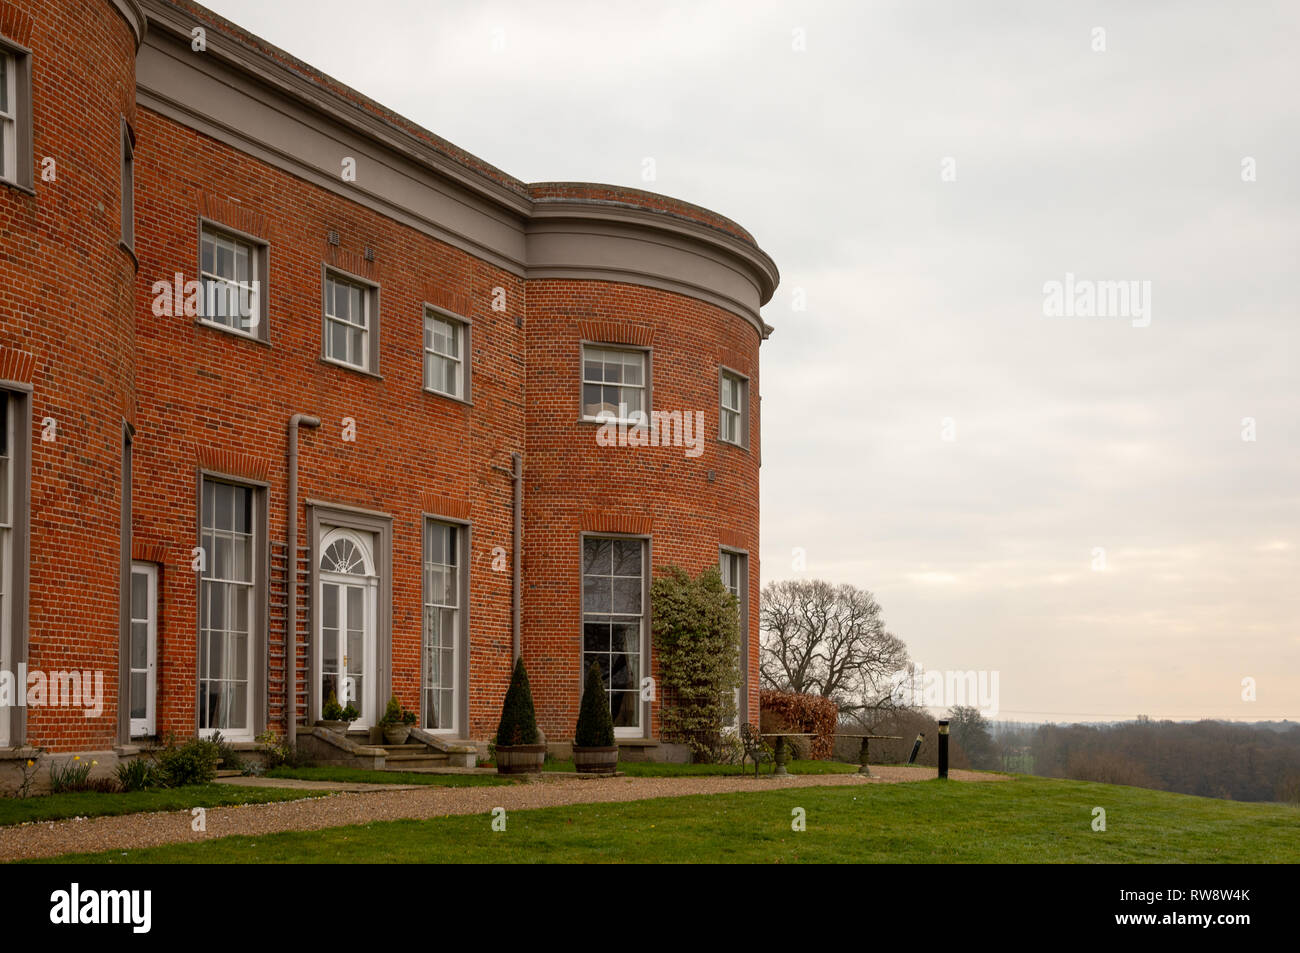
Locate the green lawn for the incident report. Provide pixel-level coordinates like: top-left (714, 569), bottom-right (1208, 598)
top-left (29, 775), bottom-right (1299, 864)
top-left (0, 785), bottom-right (325, 827)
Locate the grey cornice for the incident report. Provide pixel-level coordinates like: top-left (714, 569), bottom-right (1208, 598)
top-left (136, 0), bottom-right (779, 336)
top-left (110, 0), bottom-right (148, 50)
top-left (525, 212), bottom-right (773, 337)
top-left (135, 83), bottom-right (530, 276)
top-left (528, 201), bottom-right (779, 305)
top-left (139, 1), bottom-right (532, 217)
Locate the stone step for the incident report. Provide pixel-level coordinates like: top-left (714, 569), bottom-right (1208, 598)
top-left (384, 753), bottom-right (448, 764)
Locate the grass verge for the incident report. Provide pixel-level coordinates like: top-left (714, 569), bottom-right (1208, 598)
top-left (0, 785), bottom-right (325, 827)
top-left (30, 775), bottom-right (1299, 864)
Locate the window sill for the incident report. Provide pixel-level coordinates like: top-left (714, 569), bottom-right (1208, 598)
top-left (0, 177), bottom-right (35, 198)
top-left (0, 745), bottom-right (43, 761)
top-left (423, 387), bottom-right (472, 407)
top-left (118, 240), bottom-right (138, 272)
top-left (319, 356), bottom-right (383, 380)
top-left (716, 437), bottom-right (751, 454)
top-left (577, 417), bottom-right (648, 427)
top-left (196, 318), bottom-right (271, 347)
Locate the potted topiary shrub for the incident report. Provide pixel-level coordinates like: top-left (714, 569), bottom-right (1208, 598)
top-left (319, 689), bottom-right (360, 734)
top-left (495, 657), bottom-right (545, 774)
top-left (319, 689), bottom-right (348, 733)
top-left (573, 662), bottom-right (618, 774)
top-left (379, 693), bottom-right (413, 745)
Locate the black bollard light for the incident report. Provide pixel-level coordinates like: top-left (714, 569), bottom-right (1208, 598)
top-left (937, 719), bottom-right (950, 779)
top-left (906, 732), bottom-right (925, 765)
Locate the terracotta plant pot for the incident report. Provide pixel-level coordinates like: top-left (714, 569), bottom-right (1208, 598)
top-left (495, 744), bottom-right (546, 775)
top-left (382, 724), bottom-right (411, 745)
top-left (572, 745), bottom-right (618, 775)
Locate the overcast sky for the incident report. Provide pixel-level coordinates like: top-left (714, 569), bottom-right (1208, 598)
top-left (202, 0), bottom-right (1299, 723)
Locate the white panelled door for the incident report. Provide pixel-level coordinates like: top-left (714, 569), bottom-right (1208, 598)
top-left (317, 528), bottom-right (379, 728)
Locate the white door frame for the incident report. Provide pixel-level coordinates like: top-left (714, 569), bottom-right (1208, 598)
top-left (129, 561), bottom-right (157, 737)
top-left (315, 527), bottom-right (379, 728)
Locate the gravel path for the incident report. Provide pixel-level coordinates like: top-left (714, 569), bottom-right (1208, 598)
top-left (0, 767), bottom-right (1003, 862)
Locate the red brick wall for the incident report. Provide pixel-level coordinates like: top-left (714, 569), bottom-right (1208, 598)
top-left (523, 280), bottom-right (761, 741)
top-left (0, 0), bottom-right (137, 751)
top-left (129, 108), bottom-right (525, 742)
top-left (4, 1), bottom-right (766, 751)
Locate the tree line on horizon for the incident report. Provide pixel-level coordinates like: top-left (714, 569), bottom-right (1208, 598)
top-left (758, 578), bottom-right (1300, 803)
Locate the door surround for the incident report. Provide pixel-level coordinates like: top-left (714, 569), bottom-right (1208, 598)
top-left (305, 501), bottom-right (392, 730)
top-left (316, 527), bottom-right (379, 727)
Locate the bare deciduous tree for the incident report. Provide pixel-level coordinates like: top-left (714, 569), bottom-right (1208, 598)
top-left (760, 579), bottom-right (909, 722)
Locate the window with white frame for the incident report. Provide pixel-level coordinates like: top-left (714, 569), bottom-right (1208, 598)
top-left (582, 536), bottom-right (644, 734)
top-left (720, 549), bottom-right (746, 729)
top-left (0, 393), bottom-right (13, 746)
top-left (0, 389), bottom-right (27, 748)
top-left (129, 562), bottom-right (157, 737)
top-left (424, 310), bottom-right (466, 400)
top-left (0, 47), bottom-right (18, 185)
top-left (720, 370), bottom-right (747, 446)
top-left (200, 225), bottom-right (264, 337)
top-left (199, 479), bottom-right (257, 739)
top-left (120, 121), bottom-right (134, 251)
top-left (422, 520), bottom-right (460, 731)
top-left (582, 346), bottom-right (646, 422)
top-left (323, 272), bottom-right (373, 371)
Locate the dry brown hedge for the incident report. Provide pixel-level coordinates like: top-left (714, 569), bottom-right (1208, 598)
top-left (759, 690), bottom-right (838, 759)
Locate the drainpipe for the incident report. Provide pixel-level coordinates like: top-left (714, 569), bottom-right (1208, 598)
top-left (492, 452), bottom-right (523, 661)
top-left (286, 414), bottom-right (321, 745)
top-left (511, 452), bottom-right (522, 661)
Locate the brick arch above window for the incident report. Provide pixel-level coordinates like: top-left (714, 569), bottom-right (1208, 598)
top-left (0, 346), bottom-right (34, 385)
top-left (195, 446), bottom-right (271, 483)
top-left (423, 287), bottom-right (474, 319)
top-left (199, 192), bottom-right (272, 242)
top-left (579, 511), bottom-right (653, 535)
top-left (576, 320), bottom-right (653, 348)
top-left (716, 347), bottom-right (754, 379)
top-left (0, 2), bottom-right (33, 46)
top-left (718, 528), bottom-right (748, 551)
top-left (421, 492), bottom-right (471, 522)
top-left (325, 245), bottom-right (380, 283)
top-left (131, 541), bottom-right (168, 564)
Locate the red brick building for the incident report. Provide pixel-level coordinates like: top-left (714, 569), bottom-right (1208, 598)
top-left (0, 0), bottom-right (777, 771)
